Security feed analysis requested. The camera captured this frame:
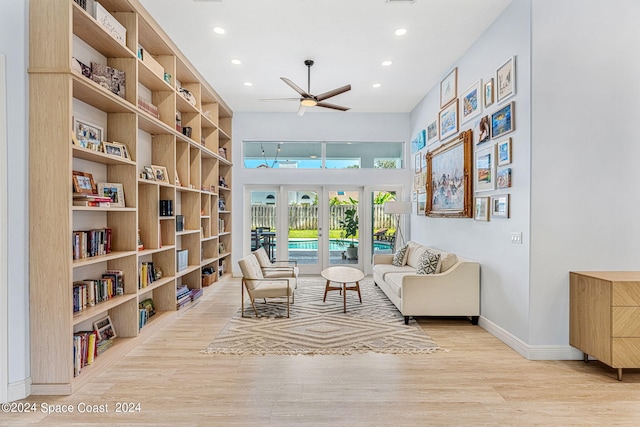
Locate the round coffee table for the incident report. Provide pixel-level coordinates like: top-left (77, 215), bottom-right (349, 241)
top-left (321, 266), bottom-right (364, 313)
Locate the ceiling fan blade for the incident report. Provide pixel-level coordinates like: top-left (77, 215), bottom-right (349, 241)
top-left (316, 101), bottom-right (350, 111)
top-left (315, 84), bottom-right (351, 102)
top-left (259, 97), bottom-right (300, 102)
top-left (281, 77), bottom-right (310, 97)
top-left (297, 104), bottom-right (307, 116)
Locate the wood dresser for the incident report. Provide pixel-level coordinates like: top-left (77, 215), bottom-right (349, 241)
top-left (570, 271), bottom-right (640, 380)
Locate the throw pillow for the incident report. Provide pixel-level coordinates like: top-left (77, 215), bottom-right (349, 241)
top-left (392, 243), bottom-right (409, 266)
top-left (416, 249), bottom-right (441, 275)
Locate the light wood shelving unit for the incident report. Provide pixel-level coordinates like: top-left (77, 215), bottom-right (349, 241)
top-left (29, 0), bottom-right (233, 394)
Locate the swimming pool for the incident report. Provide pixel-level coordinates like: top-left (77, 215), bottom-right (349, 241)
top-left (288, 239), bottom-right (391, 251)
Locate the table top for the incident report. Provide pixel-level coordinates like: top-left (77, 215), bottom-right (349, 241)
top-left (321, 266), bottom-right (365, 283)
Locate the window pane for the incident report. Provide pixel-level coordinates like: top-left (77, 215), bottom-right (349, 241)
top-left (326, 142), bottom-right (402, 169)
top-left (243, 141), bottom-right (322, 168)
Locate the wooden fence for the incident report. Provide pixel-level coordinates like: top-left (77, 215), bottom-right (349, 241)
top-left (251, 205), bottom-right (395, 230)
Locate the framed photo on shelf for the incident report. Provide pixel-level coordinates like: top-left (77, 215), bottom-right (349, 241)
top-left (93, 315), bottom-right (117, 341)
top-left (97, 182), bottom-right (125, 207)
top-left (143, 165), bottom-right (155, 180)
top-left (426, 118), bottom-right (438, 144)
top-left (496, 56), bottom-right (516, 103)
top-left (491, 101), bottom-right (515, 139)
top-left (425, 130), bottom-right (473, 218)
top-left (439, 99), bottom-right (459, 141)
top-left (460, 80), bottom-right (482, 123)
top-left (497, 137), bottom-right (512, 166)
top-left (474, 144), bottom-right (496, 192)
top-left (497, 168), bottom-right (512, 189)
top-left (103, 141), bottom-right (127, 158)
top-left (474, 197), bottom-right (490, 222)
top-left (484, 78), bottom-right (494, 107)
top-left (491, 194), bottom-right (510, 219)
top-left (72, 170), bottom-right (96, 194)
top-left (440, 67), bottom-right (458, 108)
top-left (74, 117), bottom-right (102, 150)
top-left (151, 165), bottom-right (170, 183)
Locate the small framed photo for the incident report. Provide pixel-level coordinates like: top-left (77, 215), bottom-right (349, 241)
top-left (439, 99), bottom-right (459, 141)
top-left (97, 182), bottom-right (125, 207)
top-left (426, 118), bottom-right (438, 144)
top-left (74, 118), bottom-right (103, 149)
top-left (440, 67), bottom-right (458, 108)
top-left (491, 194), bottom-right (510, 219)
top-left (474, 145), bottom-right (496, 192)
top-left (417, 192), bottom-right (426, 216)
top-left (93, 315), bottom-right (117, 341)
top-left (474, 115), bottom-right (490, 145)
top-left (491, 101), bottom-right (515, 139)
top-left (72, 171), bottom-right (96, 194)
top-left (496, 56), bottom-right (516, 103)
top-left (497, 137), bottom-right (512, 166)
top-left (415, 153), bottom-right (422, 173)
top-left (151, 165), bottom-right (170, 183)
top-left (484, 78), bottom-right (494, 108)
top-left (474, 197), bottom-right (490, 221)
top-left (143, 166), bottom-right (155, 181)
top-left (460, 80), bottom-right (482, 123)
top-left (103, 141), bottom-right (125, 158)
top-left (497, 168), bottom-right (512, 189)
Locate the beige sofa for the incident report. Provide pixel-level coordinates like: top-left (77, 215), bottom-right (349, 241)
top-left (372, 241), bottom-right (480, 325)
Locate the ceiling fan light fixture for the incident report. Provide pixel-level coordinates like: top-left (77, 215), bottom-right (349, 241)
top-left (300, 98), bottom-right (317, 107)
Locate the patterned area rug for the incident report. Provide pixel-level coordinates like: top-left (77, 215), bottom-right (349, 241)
top-left (203, 278), bottom-right (443, 355)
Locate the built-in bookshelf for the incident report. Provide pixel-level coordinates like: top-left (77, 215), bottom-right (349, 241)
top-left (29, 0), bottom-right (233, 395)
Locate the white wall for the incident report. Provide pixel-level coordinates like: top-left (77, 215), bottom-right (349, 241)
top-left (529, 0), bottom-right (640, 346)
top-left (232, 112), bottom-right (411, 271)
top-left (410, 0), bottom-right (533, 345)
top-left (0, 0), bottom-right (30, 398)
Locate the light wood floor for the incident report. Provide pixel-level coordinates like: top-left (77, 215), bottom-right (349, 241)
top-left (8, 277), bottom-right (640, 426)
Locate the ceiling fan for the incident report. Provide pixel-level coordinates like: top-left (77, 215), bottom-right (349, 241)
top-left (262, 60), bottom-right (351, 116)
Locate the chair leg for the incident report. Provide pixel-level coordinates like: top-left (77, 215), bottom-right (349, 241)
top-left (251, 298), bottom-right (259, 317)
top-left (241, 280), bottom-right (246, 318)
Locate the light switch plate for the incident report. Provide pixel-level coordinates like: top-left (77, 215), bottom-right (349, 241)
top-left (511, 232), bottom-right (523, 244)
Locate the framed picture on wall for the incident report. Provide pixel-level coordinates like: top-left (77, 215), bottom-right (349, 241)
top-left (484, 78), bottom-right (494, 107)
top-left (474, 144), bottom-right (496, 192)
top-left (415, 153), bottom-right (422, 173)
top-left (491, 194), bottom-right (510, 219)
top-left (440, 67), bottom-right (458, 108)
top-left (417, 192), bottom-right (426, 216)
top-left (439, 99), bottom-right (459, 141)
top-left (426, 118), bottom-right (438, 144)
top-left (496, 56), bottom-right (516, 103)
top-left (460, 80), bottom-right (482, 123)
top-left (497, 137), bottom-right (512, 166)
top-left (491, 101), bottom-right (515, 138)
top-left (474, 197), bottom-right (490, 221)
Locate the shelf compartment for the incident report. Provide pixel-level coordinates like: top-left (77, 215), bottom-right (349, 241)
top-left (72, 250), bottom-right (138, 268)
top-left (137, 245), bottom-right (176, 257)
top-left (176, 264), bottom-right (200, 278)
top-left (138, 275), bottom-right (175, 294)
top-left (72, 145), bottom-right (136, 165)
top-left (73, 74), bottom-right (135, 113)
top-left (72, 3), bottom-right (136, 60)
top-left (72, 293), bottom-right (137, 326)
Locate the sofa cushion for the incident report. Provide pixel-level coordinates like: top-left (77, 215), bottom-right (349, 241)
top-left (373, 263), bottom-right (415, 281)
top-left (406, 241), bottom-right (427, 268)
top-left (392, 243), bottom-right (409, 266)
top-left (383, 273), bottom-right (408, 298)
top-left (416, 249), bottom-right (441, 275)
top-left (425, 249), bottom-right (458, 273)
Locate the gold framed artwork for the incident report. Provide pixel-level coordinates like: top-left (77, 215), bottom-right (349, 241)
top-left (425, 130), bottom-right (473, 218)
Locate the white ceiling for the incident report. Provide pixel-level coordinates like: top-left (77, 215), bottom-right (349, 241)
top-left (139, 0), bottom-right (512, 114)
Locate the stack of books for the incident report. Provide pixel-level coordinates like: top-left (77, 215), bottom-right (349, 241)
top-left (176, 285), bottom-right (191, 309)
top-left (190, 288), bottom-right (203, 302)
top-left (73, 193), bottom-right (112, 207)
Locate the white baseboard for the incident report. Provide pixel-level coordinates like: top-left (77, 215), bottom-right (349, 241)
top-left (7, 377), bottom-right (30, 402)
top-left (478, 316), bottom-right (583, 361)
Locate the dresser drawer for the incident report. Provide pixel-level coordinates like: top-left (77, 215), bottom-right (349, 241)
top-left (612, 282), bottom-right (640, 306)
top-left (612, 307), bottom-right (640, 337)
top-left (612, 338), bottom-right (640, 367)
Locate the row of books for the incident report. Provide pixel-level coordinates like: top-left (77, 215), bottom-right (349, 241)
top-left (139, 262), bottom-right (158, 289)
top-left (137, 96), bottom-right (160, 119)
top-left (73, 193), bottom-right (112, 207)
top-left (72, 227), bottom-right (112, 260)
top-left (139, 298), bottom-right (155, 330)
top-left (73, 332), bottom-right (113, 377)
top-left (73, 270), bottom-right (125, 313)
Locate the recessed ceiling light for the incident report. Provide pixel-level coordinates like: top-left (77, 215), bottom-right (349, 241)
top-left (243, 82), bottom-right (253, 87)
top-left (213, 26), bottom-right (226, 35)
top-left (382, 60), bottom-right (393, 66)
top-left (372, 83), bottom-right (382, 88)
top-left (310, 155), bottom-right (318, 159)
top-left (395, 28), bottom-right (407, 36)
top-left (230, 59), bottom-right (242, 65)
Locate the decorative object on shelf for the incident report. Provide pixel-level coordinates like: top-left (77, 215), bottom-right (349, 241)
top-left (218, 198), bottom-right (226, 211)
top-left (474, 197), bottom-right (490, 221)
top-left (218, 147), bottom-right (227, 159)
top-left (178, 87), bottom-right (196, 106)
top-left (137, 228), bottom-right (144, 251)
top-left (440, 67), bottom-right (458, 108)
top-left (90, 62), bottom-right (125, 98)
top-left (384, 201), bottom-right (412, 252)
top-left (474, 144), bottom-right (496, 192)
top-left (219, 176), bottom-right (227, 188)
top-left (491, 194), bottom-right (510, 219)
top-left (93, 315), bottom-right (116, 341)
top-left (425, 130), bottom-right (473, 218)
top-left (474, 115), bottom-right (490, 145)
top-left (496, 56), bottom-right (516, 103)
top-left (491, 101), bottom-right (515, 138)
top-left (151, 165), bottom-right (170, 183)
top-left (427, 118), bottom-right (438, 145)
top-left (143, 165), bottom-right (154, 180)
top-left (93, 2), bottom-right (127, 47)
top-left (73, 0), bottom-right (87, 10)
top-left (439, 99), bottom-right (459, 141)
top-left (177, 249), bottom-right (189, 271)
top-left (219, 242), bottom-right (226, 254)
top-left (182, 126), bottom-right (192, 138)
top-left (97, 182), bottom-right (125, 207)
top-left (71, 57), bottom-right (92, 79)
top-left (73, 117), bottom-right (102, 150)
top-left (497, 168), bottom-right (512, 189)
top-left (72, 170), bottom-right (97, 194)
top-left (175, 173), bottom-right (181, 187)
top-left (484, 78), bottom-right (494, 107)
top-left (175, 111), bottom-right (182, 132)
top-left (497, 137), bottom-right (512, 166)
top-left (176, 215), bottom-right (184, 232)
top-left (163, 72), bottom-right (171, 85)
top-left (461, 79), bottom-right (482, 123)
top-left (102, 141), bottom-right (129, 159)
